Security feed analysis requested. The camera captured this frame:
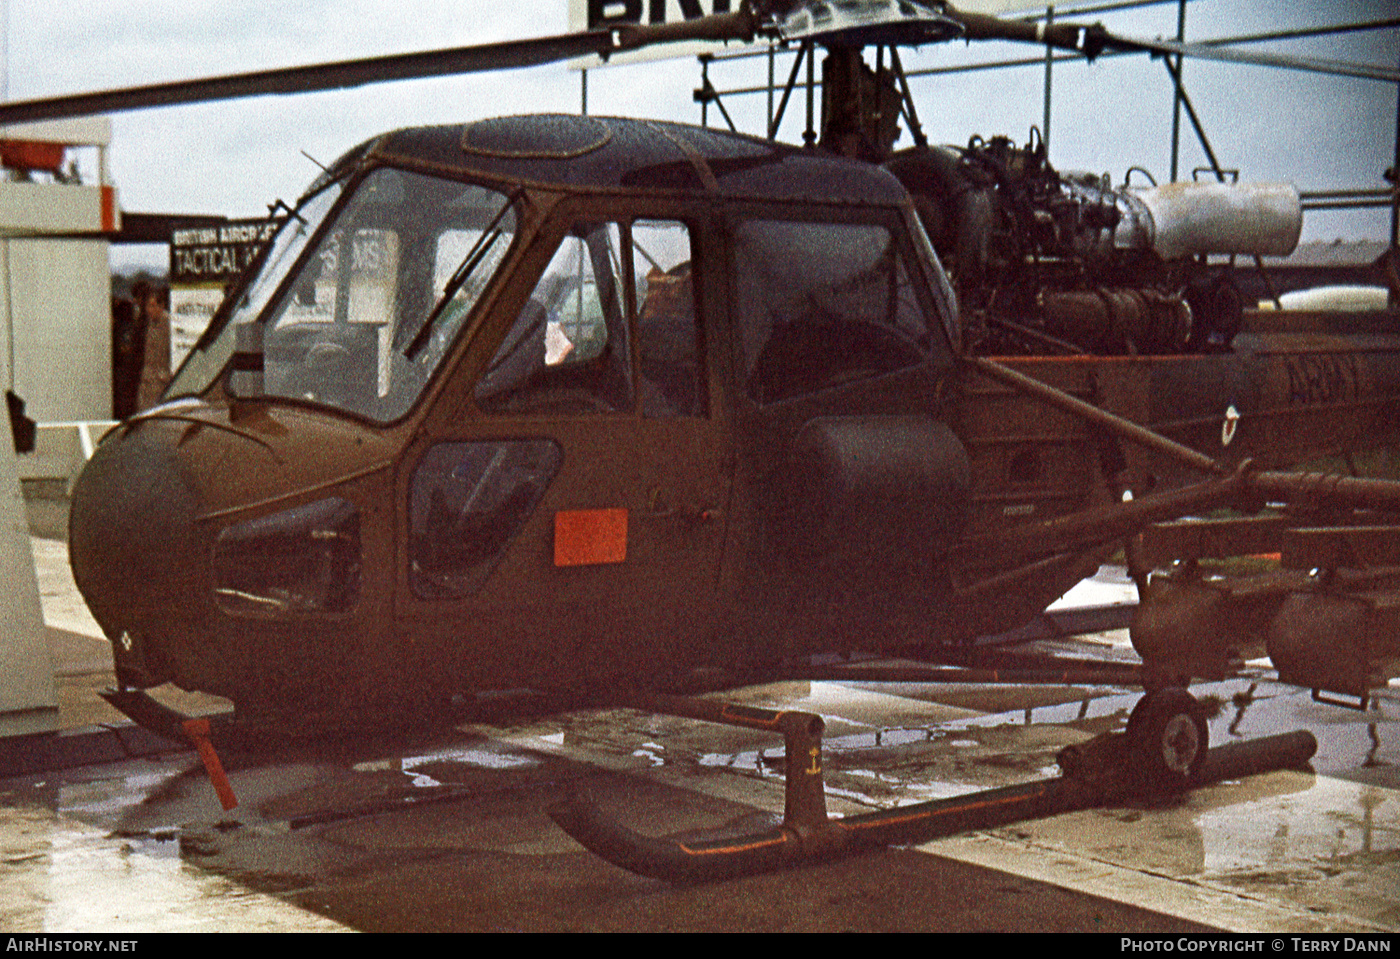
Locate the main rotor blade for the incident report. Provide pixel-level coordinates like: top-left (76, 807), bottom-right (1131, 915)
top-left (943, 7), bottom-right (1110, 58)
top-left (0, 29), bottom-right (618, 127)
top-left (943, 4), bottom-right (1400, 84)
top-left (1109, 33), bottom-right (1400, 84)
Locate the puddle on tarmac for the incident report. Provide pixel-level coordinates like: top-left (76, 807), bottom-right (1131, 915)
top-left (1195, 777), bottom-right (1400, 877)
top-left (978, 771), bottom-right (1400, 930)
top-left (48, 772), bottom-right (177, 821)
top-left (516, 675), bottom-right (1400, 818)
top-left (353, 743), bottom-right (542, 788)
top-left (0, 803), bottom-right (346, 932)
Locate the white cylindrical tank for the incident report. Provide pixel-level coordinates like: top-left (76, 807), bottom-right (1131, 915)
top-left (1132, 182), bottom-right (1302, 260)
top-left (1260, 285), bottom-right (1391, 312)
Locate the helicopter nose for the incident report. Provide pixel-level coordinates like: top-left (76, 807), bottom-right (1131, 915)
top-left (69, 421), bottom-right (208, 684)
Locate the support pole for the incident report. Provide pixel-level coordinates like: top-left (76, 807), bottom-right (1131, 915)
top-left (767, 43), bottom-right (774, 138)
top-left (770, 43), bottom-right (807, 141)
top-left (804, 41), bottom-right (816, 148)
top-left (699, 56), bottom-right (709, 127)
top-left (1043, 4), bottom-right (1054, 151)
top-left (182, 717), bottom-right (238, 811)
top-left (1391, 51), bottom-right (1399, 256)
top-left (0, 427), bottom-right (55, 736)
top-left (888, 47), bottom-right (926, 148)
top-left (1169, 0), bottom-right (1187, 182)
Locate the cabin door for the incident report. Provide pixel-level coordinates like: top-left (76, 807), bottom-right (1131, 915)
top-left (400, 216), bottom-right (733, 686)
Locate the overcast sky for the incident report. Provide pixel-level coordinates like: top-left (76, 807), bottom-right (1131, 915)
top-left (2, 1), bottom-right (1395, 272)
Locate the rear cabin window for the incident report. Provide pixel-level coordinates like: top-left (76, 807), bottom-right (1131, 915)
top-left (633, 219), bottom-right (700, 417)
top-left (733, 219), bottom-right (931, 404)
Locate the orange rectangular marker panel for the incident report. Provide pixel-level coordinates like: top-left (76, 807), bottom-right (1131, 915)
top-left (554, 508), bottom-right (628, 566)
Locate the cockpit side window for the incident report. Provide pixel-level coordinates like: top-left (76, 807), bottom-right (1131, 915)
top-left (733, 218), bottom-right (934, 404)
top-left (633, 219), bottom-right (701, 417)
top-left (474, 217), bottom-right (703, 418)
top-left (475, 221), bottom-right (632, 414)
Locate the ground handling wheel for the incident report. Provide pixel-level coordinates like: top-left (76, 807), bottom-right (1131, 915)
top-left (1125, 687), bottom-right (1209, 791)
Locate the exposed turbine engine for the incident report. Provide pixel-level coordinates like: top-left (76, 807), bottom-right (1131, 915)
top-left (887, 132), bottom-right (1302, 355)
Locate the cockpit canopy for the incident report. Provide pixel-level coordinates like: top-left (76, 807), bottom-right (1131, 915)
top-left (169, 168), bottom-right (517, 422)
top-left (164, 116), bottom-right (956, 423)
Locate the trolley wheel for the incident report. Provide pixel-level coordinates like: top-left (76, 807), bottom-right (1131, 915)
top-left (1126, 687), bottom-right (1209, 790)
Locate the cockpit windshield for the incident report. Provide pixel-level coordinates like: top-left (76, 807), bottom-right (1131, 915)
top-left (166, 168), bottom-right (517, 423)
top-left (167, 182), bottom-right (343, 402)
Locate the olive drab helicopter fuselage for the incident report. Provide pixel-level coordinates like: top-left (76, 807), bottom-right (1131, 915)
top-left (67, 111), bottom-right (1400, 725)
top-left (71, 114), bottom-right (978, 716)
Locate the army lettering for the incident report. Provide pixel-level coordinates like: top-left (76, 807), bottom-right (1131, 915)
top-left (1285, 353), bottom-right (1361, 405)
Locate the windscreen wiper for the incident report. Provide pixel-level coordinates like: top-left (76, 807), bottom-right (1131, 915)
top-left (403, 189), bottom-right (520, 361)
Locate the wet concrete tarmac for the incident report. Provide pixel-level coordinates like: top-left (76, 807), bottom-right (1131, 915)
top-left (3, 538), bottom-right (1398, 933)
top-left (3, 672), bottom-right (1397, 932)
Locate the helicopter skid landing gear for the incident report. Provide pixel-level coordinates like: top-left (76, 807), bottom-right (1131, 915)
top-left (101, 686), bottom-right (209, 743)
top-left (98, 685), bottom-right (277, 751)
top-left (99, 687), bottom-right (241, 808)
top-left (550, 690), bottom-right (1318, 884)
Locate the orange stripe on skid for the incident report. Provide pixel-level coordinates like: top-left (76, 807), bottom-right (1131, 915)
top-left (719, 705), bottom-right (783, 729)
top-left (679, 834), bottom-right (789, 857)
top-left (843, 786), bottom-right (1048, 833)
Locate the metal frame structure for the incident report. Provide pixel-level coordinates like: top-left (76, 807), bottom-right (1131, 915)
top-left (690, 1), bottom-right (1400, 245)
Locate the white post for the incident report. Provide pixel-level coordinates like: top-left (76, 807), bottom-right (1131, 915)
top-left (0, 430), bottom-right (56, 735)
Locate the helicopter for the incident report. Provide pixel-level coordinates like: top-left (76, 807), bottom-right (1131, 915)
top-left (5, 0), bottom-right (1400, 880)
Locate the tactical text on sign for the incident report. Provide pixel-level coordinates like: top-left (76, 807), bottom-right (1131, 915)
top-left (170, 220), bottom-right (279, 285)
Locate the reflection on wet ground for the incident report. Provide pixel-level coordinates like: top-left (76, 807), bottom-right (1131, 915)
top-left (915, 682), bottom-right (1399, 933)
top-left (0, 762), bottom-right (348, 932)
top-left (1, 655), bottom-right (1396, 932)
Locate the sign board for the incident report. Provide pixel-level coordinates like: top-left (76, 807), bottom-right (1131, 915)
top-left (572, 0), bottom-right (739, 31)
top-left (168, 218), bottom-right (280, 369)
top-left (568, 0), bottom-right (744, 68)
top-left (572, 0), bottom-right (1051, 29)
